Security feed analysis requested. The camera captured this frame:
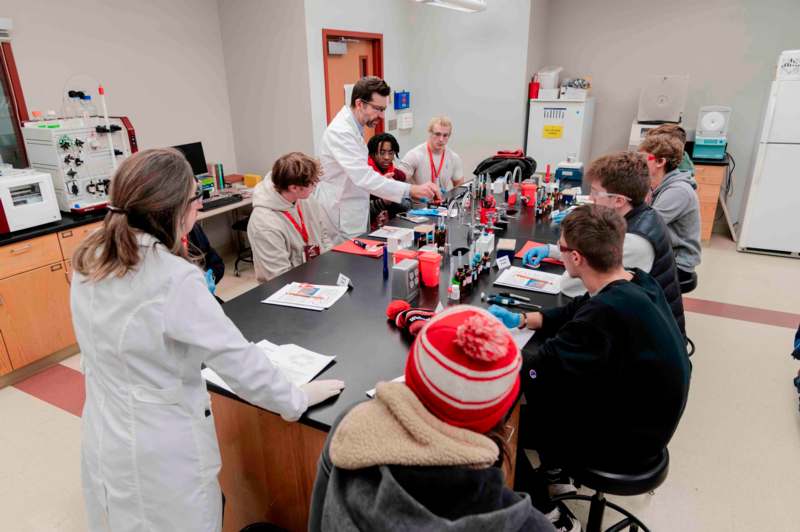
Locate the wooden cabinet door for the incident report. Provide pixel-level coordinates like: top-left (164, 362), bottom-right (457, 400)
top-left (57, 221), bottom-right (103, 262)
top-left (0, 330), bottom-right (12, 376)
top-left (0, 262), bottom-right (76, 370)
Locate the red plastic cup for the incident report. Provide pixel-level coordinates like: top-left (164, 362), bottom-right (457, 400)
top-left (418, 252), bottom-right (442, 287)
top-left (393, 248), bottom-right (419, 265)
top-left (480, 207), bottom-right (497, 225)
top-left (521, 182), bottom-right (537, 206)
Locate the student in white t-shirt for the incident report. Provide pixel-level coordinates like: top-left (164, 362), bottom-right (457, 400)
top-left (398, 116), bottom-right (465, 207)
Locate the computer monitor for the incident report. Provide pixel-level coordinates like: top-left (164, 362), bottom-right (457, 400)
top-left (172, 142), bottom-right (208, 177)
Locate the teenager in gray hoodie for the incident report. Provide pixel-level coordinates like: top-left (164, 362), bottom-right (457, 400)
top-left (640, 134), bottom-right (702, 283)
top-left (247, 153), bottom-right (332, 282)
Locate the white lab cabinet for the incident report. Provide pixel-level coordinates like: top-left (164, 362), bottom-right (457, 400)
top-left (525, 97), bottom-right (595, 174)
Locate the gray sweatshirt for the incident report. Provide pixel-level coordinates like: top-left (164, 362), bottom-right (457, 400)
top-left (651, 169), bottom-right (701, 272)
top-left (247, 175), bottom-right (332, 282)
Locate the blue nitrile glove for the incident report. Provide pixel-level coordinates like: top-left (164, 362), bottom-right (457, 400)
top-left (551, 206), bottom-right (576, 225)
top-left (551, 210), bottom-right (568, 224)
top-left (488, 305), bottom-right (523, 329)
top-left (523, 245), bottom-right (550, 267)
top-left (409, 208), bottom-right (441, 216)
top-left (204, 269), bottom-right (217, 294)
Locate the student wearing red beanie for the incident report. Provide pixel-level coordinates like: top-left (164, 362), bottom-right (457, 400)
top-left (309, 306), bottom-right (555, 532)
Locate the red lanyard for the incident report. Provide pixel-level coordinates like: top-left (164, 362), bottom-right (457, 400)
top-left (427, 144), bottom-right (445, 184)
top-left (282, 205), bottom-right (309, 244)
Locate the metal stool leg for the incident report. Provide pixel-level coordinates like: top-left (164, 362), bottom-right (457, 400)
top-left (586, 491), bottom-right (606, 532)
top-left (552, 492), bottom-right (651, 532)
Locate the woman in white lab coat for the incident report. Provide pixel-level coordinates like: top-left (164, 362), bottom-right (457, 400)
top-left (71, 148), bottom-right (344, 532)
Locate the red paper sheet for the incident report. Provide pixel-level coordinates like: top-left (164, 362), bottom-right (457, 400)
top-left (515, 241), bottom-right (564, 265)
top-left (332, 238), bottom-right (385, 258)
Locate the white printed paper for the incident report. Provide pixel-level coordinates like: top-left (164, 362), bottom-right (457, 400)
top-left (369, 226), bottom-right (414, 239)
top-left (496, 255), bottom-right (511, 270)
top-left (337, 273), bottom-right (353, 289)
top-left (258, 341), bottom-right (336, 387)
top-left (494, 266), bottom-right (561, 294)
top-left (203, 339), bottom-right (335, 393)
top-left (510, 328), bottom-right (536, 349)
top-left (262, 282), bottom-right (348, 311)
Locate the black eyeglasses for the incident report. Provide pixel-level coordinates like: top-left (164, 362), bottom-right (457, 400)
top-left (360, 99), bottom-right (387, 113)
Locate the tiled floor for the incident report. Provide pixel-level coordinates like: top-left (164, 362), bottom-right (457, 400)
top-left (2, 237), bottom-right (799, 531)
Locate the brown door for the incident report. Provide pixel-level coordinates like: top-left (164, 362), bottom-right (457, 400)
top-left (322, 30), bottom-right (384, 142)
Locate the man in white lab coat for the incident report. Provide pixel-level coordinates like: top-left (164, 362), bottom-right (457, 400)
top-left (314, 76), bottom-right (440, 242)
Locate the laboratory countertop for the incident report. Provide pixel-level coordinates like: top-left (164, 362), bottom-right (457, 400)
top-left (212, 203), bottom-right (569, 432)
top-left (0, 210), bottom-right (107, 247)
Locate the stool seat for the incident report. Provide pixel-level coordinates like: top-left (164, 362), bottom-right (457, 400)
top-left (572, 448), bottom-right (669, 497)
top-left (679, 271), bottom-right (698, 294)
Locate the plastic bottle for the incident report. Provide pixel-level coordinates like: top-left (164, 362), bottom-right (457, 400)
top-left (82, 95), bottom-right (97, 117)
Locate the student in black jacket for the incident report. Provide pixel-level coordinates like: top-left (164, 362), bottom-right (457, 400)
top-left (186, 223), bottom-right (225, 303)
top-left (490, 205), bottom-right (691, 523)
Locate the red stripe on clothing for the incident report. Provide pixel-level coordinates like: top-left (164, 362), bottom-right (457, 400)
top-left (683, 297), bottom-right (800, 329)
top-left (14, 364), bottom-right (85, 417)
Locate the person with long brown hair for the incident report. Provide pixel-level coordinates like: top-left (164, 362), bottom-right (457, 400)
top-left (71, 148), bottom-right (345, 532)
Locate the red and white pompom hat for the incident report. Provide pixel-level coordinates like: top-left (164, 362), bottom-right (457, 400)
top-left (405, 305), bottom-right (522, 434)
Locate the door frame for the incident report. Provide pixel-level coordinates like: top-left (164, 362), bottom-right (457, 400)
top-left (321, 28), bottom-right (384, 132)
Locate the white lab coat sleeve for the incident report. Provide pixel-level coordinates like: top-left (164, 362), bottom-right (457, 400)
top-left (328, 130), bottom-right (410, 202)
top-left (164, 270), bottom-right (308, 421)
top-left (548, 244), bottom-right (562, 260)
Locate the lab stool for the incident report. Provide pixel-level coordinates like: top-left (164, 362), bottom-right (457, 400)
top-left (232, 216), bottom-right (253, 277)
top-left (679, 271), bottom-right (698, 294)
top-left (552, 448), bottom-right (669, 532)
top-left (679, 271), bottom-right (698, 357)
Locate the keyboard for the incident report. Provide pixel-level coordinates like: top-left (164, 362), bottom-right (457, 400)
top-left (200, 193), bottom-right (243, 211)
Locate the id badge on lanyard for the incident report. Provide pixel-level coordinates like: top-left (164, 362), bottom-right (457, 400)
top-left (283, 205), bottom-right (320, 262)
top-left (304, 244), bottom-right (321, 261)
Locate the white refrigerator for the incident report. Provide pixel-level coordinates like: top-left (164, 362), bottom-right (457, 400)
top-left (525, 98), bottom-right (595, 175)
top-left (738, 50), bottom-right (800, 256)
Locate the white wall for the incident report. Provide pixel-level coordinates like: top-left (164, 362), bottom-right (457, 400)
top-left (5, 0), bottom-right (237, 171)
top-left (542, 0), bottom-right (800, 225)
top-left (404, 0), bottom-right (532, 175)
top-left (4, 0), bottom-right (239, 250)
top-left (303, 0), bottom-right (416, 154)
top-left (218, 0), bottom-right (314, 176)
top-left (302, 0), bottom-right (532, 175)
top-left (526, 0), bottom-right (550, 84)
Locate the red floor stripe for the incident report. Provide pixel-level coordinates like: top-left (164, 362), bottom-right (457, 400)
top-left (684, 297), bottom-right (800, 329)
top-left (14, 364), bottom-right (85, 417)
